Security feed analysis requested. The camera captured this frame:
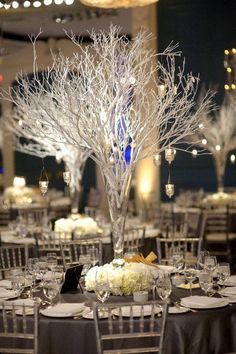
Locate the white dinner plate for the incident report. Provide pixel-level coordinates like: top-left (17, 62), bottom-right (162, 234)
top-left (168, 306), bottom-right (189, 314)
top-left (219, 276), bottom-right (236, 287)
top-left (180, 296), bottom-right (229, 309)
top-left (112, 305), bottom-right (162, 318)
top-left (219, 287), bottom-right (236, 297)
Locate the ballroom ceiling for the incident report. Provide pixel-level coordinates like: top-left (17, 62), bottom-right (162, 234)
top-left (0, 2), bottom-right (131, 55)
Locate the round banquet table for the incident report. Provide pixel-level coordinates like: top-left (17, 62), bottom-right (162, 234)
top-left (32, 286), bottom-right (236, 354)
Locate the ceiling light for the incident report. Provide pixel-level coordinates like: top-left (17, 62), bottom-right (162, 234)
top-left (54, 0), bottom-right (63, 5)
top-left (12, 0), bottom-right (19, 7)
top-left (43, 0), bottom-right (52, 4)
top-left (33, 0), bottom-right (41, 6)
top-left (80, 0), bottom-right (158, 9)
top-left (65, 0), bottom-right (74, 4)
top-left (23, 0), bottom-right (31, 7)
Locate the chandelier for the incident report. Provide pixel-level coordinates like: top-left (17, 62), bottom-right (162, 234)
top-left (80, 0), bottom-right (158, 9)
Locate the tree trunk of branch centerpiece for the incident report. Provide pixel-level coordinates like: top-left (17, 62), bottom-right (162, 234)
top-left (103, 172), bottom-right (133, 267)
top-left (214, 156), bottom-right (227, 193)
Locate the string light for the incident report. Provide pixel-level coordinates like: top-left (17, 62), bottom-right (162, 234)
top-left (230, 154), bottom-right (236, 164)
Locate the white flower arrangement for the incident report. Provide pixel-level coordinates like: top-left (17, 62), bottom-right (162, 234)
top-left (54, 214), bottom-right (101, 236)
top-left (85, 262), bottom-right (157, 296)
top-left (4, 186), bottom-right (37, 205)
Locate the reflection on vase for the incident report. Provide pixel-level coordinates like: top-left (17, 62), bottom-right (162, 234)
top-left (103, 171), bottom-right (132, 265)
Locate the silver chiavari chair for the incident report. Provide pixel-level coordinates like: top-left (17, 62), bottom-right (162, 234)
top-left (0, 301), bottom-right (39, 354)
top-left (60, 238), bottom-right (103, 269)
top-left (156, 236), bottom-right (202, 265)
top-left (93, 300), bottom-right (168, 354)
top-left (18, 207), bottom-right (48, 226)
top-left (124, 226), bottom-right (146, 252)
top-left (0, 245), bottom-right (29, 278)
top-left (35, 230), bottom-right (72, 263)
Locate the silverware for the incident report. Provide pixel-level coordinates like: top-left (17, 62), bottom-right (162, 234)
top-left (174, 301), bottom-right (197, 313)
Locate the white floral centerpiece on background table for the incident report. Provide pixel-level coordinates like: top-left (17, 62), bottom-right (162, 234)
top-left (85, 262), bottom-right (157, 295)
top-left (203, 192), bottom-right (236, 206)
top-left (54, 213), bottom-right (101, 237)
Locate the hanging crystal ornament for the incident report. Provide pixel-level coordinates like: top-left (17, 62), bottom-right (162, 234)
top-left (165, 147), bottom-right (175, 164)
top-left (153, 153), bottom-right (161, 167)
top-left (39, 159), bottom-right (49, 196)
top-left (63, 171), bottom-right (71, 185)
top-left (165, 183), bottom-right (175, 198)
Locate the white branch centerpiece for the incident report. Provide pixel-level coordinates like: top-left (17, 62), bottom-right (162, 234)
top-left (4, 96), bottom-right (90, 213)
top-left (2, 26), bottom-right (213, 265)
top-left (190, 94), bottom-right (236, 192)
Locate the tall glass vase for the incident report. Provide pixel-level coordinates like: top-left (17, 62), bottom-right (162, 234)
top-left (70, 188), bottom-right (80, 214)
top-left (214, 156), bottom-right (226, 193)
top-left (103, 172), bottom-right (132, 266)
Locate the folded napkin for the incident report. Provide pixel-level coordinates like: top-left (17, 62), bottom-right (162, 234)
top-left (181, 295), bottom-right (226, 308)
top-left (124, 251), bottom-right (159, 268)
top-left (0, 280), bottom-right (12, 289)
top-left (219, 287), bottom-right (236, 296)
top-left (223, 276), bottom-right (236, 286)
top-left (177, 283), bottom-right (200, 290)
top-left (41, 303), bottom-right (85, 317)
top-left (0, 288), bottom-right (17, 298)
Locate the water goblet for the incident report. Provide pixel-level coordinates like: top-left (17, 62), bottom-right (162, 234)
top-left (197, 250), bottom-right (210, 270)
top-left (204, 256), bottom-right (217, 273)
top-left (170, 247), bottom-right (184, 273)
top-left (10, 269), bottom-right (25, 297)
top-left (43, 276), bottom-right (59, 307)
top-left (198, 271), bottom-right (214, 296)
top-left (94, 270), bottom-right (110, 304)
top-left (217, 262), bottom-right (230, 288)
top-left (153, 272), bottom-right (172, 303)
top-left (46, 253), bottom-right (58, 272)
top-left (184, 263), bottom-right (197, 296)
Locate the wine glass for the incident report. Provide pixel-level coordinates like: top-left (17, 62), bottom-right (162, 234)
top-left (10, 269), bottom-right (25, 297)
top-left (170, 247), bottom-right (184, 272)
top-left (204, 256), bottom-right (217, 273)
top-left (43, 275), bottom-right (59, 307)
top-left (153, 272), bottom-right (172, 303)
top-left (184, 263), bottom-right (197, 296)
top-left (94, 270), bottom-right (110, 304)
top-left (198, 271), bottom-right (214, 296)
top-left (198, 250), bottom-right (210, 270)
top-left (36, 257), bottom-right (48, 281)
top-left (217, 262), bottom-right (230, 288)
top-left (46, 253), bottom-right (58, 272)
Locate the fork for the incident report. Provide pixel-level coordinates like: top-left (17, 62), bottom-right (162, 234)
top-left (174, 301), bottom-right (197, 313)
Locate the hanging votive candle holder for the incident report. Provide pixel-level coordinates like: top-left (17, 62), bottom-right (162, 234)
top-left (153, 153), bottom-right (161, 167)
top-left (63, 171), bottom-right (71, 185)
top-left (165, 147), bottom-right (175, 164)
top-left (39, 181), bottom-right (49, 196)
top-left (165, 183), bottom-right (174, 198)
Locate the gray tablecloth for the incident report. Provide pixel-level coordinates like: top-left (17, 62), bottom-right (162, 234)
top-left (36, 288), bottom-right (236, 354)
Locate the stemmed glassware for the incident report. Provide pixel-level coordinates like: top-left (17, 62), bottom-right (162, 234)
top-left (203, 256), bottom-right (217, 273)
top-left (198, 271), bottom-right (214, 296)
top-left (170, 247), bottom-right (184, 273)
top-left (184, 263), bottom-right (197, 296)
top-left (46, 253), bottom-right (58, 273)
top-left (43, 274), bottom-right (59, 308)
top-left (217, 262), bottom-right (230, 288)
top-left (197, 250), bottom-right (210, 270)
top-left (94, 270), bottom-right (110, 304)
top-left (10, 269), bottom-right (25, 297)
top-left (153, 272), bottom-right (172, 303)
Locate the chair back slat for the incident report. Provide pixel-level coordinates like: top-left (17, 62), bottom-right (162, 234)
top-left (60, 238), bottom-right (103, 269)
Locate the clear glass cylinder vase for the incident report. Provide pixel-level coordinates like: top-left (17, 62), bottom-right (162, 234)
top-left (103, 173), bottom-right (132, 266)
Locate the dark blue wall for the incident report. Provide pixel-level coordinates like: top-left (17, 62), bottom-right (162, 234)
top-left (158, 0), bottom-right (236, 199)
